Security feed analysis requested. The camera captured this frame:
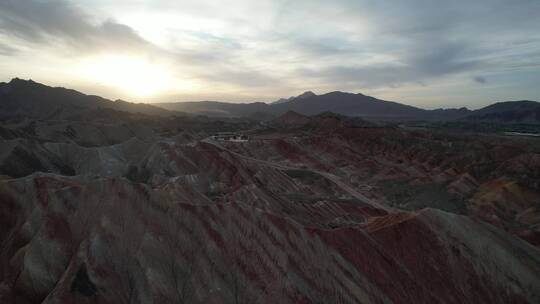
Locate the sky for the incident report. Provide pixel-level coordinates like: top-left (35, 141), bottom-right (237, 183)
top-left (0, 0), bottom-right (539, 109)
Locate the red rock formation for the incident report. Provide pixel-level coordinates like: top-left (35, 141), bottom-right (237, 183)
top-left (1, 138), bottom-right (539, 303)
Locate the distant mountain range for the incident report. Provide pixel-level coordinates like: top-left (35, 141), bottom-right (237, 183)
top-left (159, 90), bottom-right (540, 123)
top-left (157, 91), bottom-right (466, 120)
top-left (1, 78), bottom-right (539, 124)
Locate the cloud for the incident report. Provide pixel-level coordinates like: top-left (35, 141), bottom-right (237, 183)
top-left (0, 0), bottom-right (149, 52)
top-left (474, 76), bottom-right (487, 84)
top-left (407, 40), bottom-right (481, 75)
top-left (276, 0), bottom-right (539, 97)
top-left (0, 0), bottom-right (539, 105)
top-left (0, 42), bottom-right (18, 56)
top-left (0, 0), bottom-right (257, 89)
top-left (297, 40), bottom-right (484, 90)
top-left (201, 69), bottom-right (282, 88)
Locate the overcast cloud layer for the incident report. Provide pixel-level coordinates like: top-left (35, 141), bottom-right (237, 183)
top-left (0, 0), bottom-right (539, 108)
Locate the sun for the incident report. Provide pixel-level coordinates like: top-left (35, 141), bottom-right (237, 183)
top-left (77, 55), bottom-right (175, 98)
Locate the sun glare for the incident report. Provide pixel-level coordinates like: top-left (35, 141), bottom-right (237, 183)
top-left (77, 55), bottom-right (175, 98)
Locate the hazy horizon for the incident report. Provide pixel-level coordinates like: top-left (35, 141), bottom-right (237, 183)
top-left (1, 0), bottom-right (539, 109)
top-left (4, 77), bottom-right (539, 111)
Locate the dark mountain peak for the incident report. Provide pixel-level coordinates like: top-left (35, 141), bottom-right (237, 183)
top-left (9, 77), bottom-right (31, 84)
top-left (272, 91), bottom-right (317, 104)
top-left (477, 100), bottom-right (540, 113)
top-left (323, 91), bottom-right (354, 97)
top-left (7, 78), bottom-right (40, 88)
top-left (4, 78), bottom-right (83, 99)
top-left (0, 78), bottom-right (174, 119)
top-left (296, 91), bottom-right (316, 99)
top-left (491, 100), bottom-right (538, 107)
top-left (496, 100), bottom-right (537, 104)
top-left (267, 90), bottom-right (427, 118)
top-left (465, 100), bottom-right (540, 123)
top-left (318, 91), bottom-right (377, 102)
